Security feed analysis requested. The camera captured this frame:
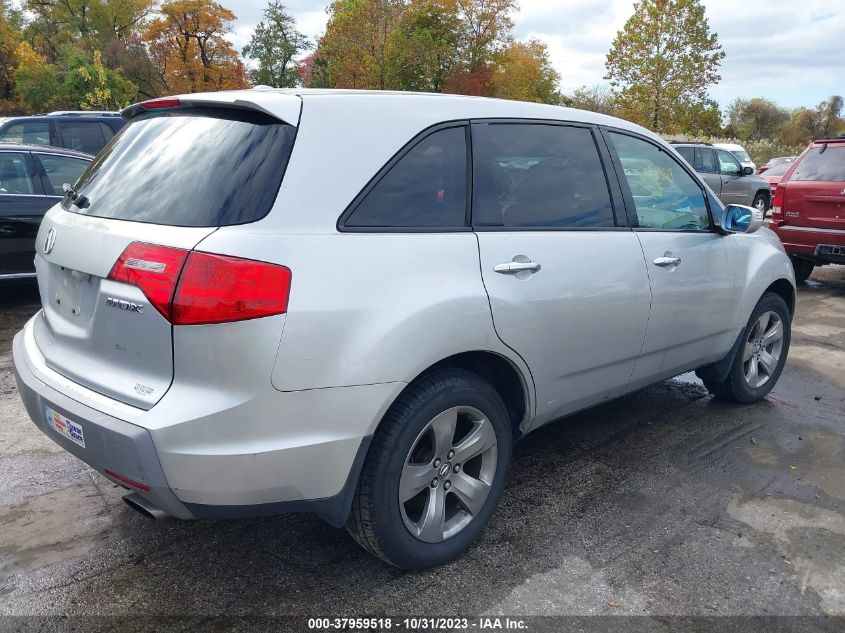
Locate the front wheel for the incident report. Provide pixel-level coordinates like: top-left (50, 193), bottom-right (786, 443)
top-left (703, 292), bottom-right (791, 403)
top-left (752, 192), bottom-right (769, 214)
top-left (347, 369), bottom-right (512, 569)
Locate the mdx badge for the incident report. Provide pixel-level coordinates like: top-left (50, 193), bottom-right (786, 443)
top-left (43, 228), bottom-right (56, 254)
top-left (106, 297), bottom-right (144, 313)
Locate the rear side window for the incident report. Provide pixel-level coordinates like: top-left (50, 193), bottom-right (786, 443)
top-left (473, 123), bottom-right (615, 228)
top-left (0, 152), bottom-right (35, 195)
top-left (792, 147), bottom-right (845, 181)
top-left (65, 108), bottom-right (297, 227)
top-left (676, 147), bottom-right (694, 165)
top-left (696, 148), bottom-right (718, 173)
top-left (344, 126), bottom-right (468, 228)
top-left (0, 121), bottom-right (50, 146)
top-left (59, 121), bottom-right (105, 154)
top-left (35, 154), bottom-right (89, 195)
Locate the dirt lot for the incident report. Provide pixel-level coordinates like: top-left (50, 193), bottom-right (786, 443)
top-left (0, 268), bottom-right (843, 625)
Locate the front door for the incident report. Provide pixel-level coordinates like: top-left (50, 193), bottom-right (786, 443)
top-left (472, 122), bottom-right (651, 426)
top-left (717, 149), bottom-right (748, 206)
top-left (605, 131), bottom-right (742, 388)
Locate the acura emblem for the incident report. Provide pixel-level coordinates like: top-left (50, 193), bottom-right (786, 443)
top-left (43, 228), bottom-right (56, 254)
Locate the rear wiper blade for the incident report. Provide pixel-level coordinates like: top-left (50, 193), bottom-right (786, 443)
top-left (62, 183), bottom-right (89, 209)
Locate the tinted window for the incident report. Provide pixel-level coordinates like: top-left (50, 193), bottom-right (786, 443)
top-left (764, 163), bottom-right (790, 177)
top-left (792, 147), bottom-right (845, 181)
top-left (676, 147), bottom-right (694, 165)
top-left (697, 148), bottom-right (718, 173)
top-left (473, 124), bottom-right (614, 228)
top-left (345, 127), bottom-right (467, 228)
top-left (35, 154), bottom-right (89, 195)
top-left (0, 121), bottom-right (50, 146)
top-left (65, 108), bottom-right (296, 227)
top-left (717, 150), bottom-right (742, 175)
top-left (59, 121), bottom-right (106, 154)
top-left (0, 152), bottom-right (35, 195)
top-left (99, 122), bottom-right (116, 142)
top-left (609, 132), bottom-right (710, 231)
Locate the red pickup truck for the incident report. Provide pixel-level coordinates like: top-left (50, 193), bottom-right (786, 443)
top-left (770, 136), bottom-right (845, 282)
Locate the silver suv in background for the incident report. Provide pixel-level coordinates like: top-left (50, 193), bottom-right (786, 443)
top-left (14, 90), bottom-right (795, 569)
top-left (674, 142), bottom-right (773, 213)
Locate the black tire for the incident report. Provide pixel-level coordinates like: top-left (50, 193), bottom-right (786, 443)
top-left (752, 191), bottom-right (769, 214)
top-left (790, 256), bottom-right (814, 284)
top-left (347, 368), bottom-right (512, 569)
top-left (703, 292), bottom-right (791, 403)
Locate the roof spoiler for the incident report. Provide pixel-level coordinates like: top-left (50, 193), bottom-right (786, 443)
top-left (120, 97), bottom-right (291, 124)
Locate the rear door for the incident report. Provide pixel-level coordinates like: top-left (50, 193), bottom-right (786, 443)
top-left (473, 121), bottom-right (651, 425)
top-left (781, 143), bottom-right (845, 231)
top-left (605, 130), bottom-right (741, 385)
top-left (0, 151), bottom-right (47, 277)
top-left (56, 120), bottom-right (107, 154)
top-left (31, 103), bottom-right (299, 409)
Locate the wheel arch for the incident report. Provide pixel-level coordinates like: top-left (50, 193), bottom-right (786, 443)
top-left (765, 277), bottom-right (796, 316)
top-left (378, 350), bottom-right (533, 444)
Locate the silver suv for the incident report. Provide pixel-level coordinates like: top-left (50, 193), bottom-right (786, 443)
top-left (674, 142), bottom-right (773, 213)
top-left (14, 90), bottom-right (796, 569)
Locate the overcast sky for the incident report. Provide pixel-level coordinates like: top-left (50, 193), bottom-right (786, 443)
top-left (224, 0), bottom-right (845, 109)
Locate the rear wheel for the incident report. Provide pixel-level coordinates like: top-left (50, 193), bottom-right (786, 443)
top-left (790, 256), bottom-right (815, 284)
top-left (347, 369), bottom-right (512, 569)
top-left (703, 292), bottom-right (791, 403)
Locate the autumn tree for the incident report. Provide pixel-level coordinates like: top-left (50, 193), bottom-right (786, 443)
top-left (0, 0), bottom-right (22, 113)
top-left (242, 1), bottom-right (310, 88)
top-left (390, 0), bottom-right (461, 92)
top-left (145, 0), bottom-right (248, 94)
top-left (605, 0), bottom-right (724, 132)
top-left (565, 84), bottom-right (617, 115)
top-left (491, 39), bottom-right (559, 104)
top-left (725, 97), bottom-right (788, 140)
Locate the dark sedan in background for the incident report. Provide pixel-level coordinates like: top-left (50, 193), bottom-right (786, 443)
top-left (0, 144), bottom-right (91, 280)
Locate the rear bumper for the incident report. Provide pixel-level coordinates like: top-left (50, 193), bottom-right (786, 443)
top-left (771, 224), bottom-right (845, 262)
top-left (13, 318), bottom-right (403, 525)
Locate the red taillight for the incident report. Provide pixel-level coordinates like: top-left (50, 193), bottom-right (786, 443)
top-left (140, 98), bottom-right (181, 110)
top-left (772, 183), bottom-right (785, 215)
top-left (172, 252), bottom-right (291, 325)
top-left (108, 242), bottom-right (188, 320)
top-left (108, 242), bottom-right (291, 325)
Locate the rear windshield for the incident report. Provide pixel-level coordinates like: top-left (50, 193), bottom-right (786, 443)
top-left (765, 163), bottom-right (790, 177)
top-left (63, 108), bottom-right (296, 227)
top-left (792, 146), bottom-right (845, 182)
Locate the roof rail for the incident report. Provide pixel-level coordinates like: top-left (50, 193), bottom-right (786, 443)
top-left (47, 110), bottom-right (121, 116)
top-left (668, 140), bottom-right (713, 146)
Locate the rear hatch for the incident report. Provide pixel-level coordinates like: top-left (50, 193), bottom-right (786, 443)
top-left (32, 96), bottom-right (299, 409)
top-left (779, 142), bottom-right (845, 231)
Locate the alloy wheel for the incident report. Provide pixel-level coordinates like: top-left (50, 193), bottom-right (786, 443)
top-left (743, 311), bottom-right (785, 388)
top-left (399, 406), bottom-right (498, 543)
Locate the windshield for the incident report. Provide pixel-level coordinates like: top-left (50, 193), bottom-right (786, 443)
top-left (64, 108), bottom-right (297, 227)
top-left (733, 150), bottom-right (751, 162)
top-left (792, 146), bottom-right (845, 182)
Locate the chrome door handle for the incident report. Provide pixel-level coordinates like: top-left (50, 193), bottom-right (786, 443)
top-left (653, 256), bottom-right (682, 267)
top-left (494, 261), bottom-right (541, 274)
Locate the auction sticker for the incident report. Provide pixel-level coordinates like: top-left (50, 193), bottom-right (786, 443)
top-left (45, 407), bottom-right (85, 448)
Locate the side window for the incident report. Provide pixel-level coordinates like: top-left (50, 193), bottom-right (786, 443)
top-left (35, 154), bottom-right (89, 195)
top-left (0, 152), bottom-right (36, 195)
top-left (717, 150), bottom-right (741, 175)
top-left (344, 126), bottom-right (467, 228)
top-left (608, 132), bottom-right (710, 231)
top-left (0, 121), bottom-right (50, 146)
top-left (58, 121), bottom-right (106, 155)
top-left (473, 123), bottom-right (615, 228)
top-left (697, 148), bottom-right (718, 173)
top-left (676, 146), bottom-right (695, 166)
top-left (99, 122), bottom-right (116, 142)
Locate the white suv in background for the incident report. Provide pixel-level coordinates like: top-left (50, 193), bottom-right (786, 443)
top-left (714, 142), bottom-right (756, 171)
top-left (14, 90), bottom-right (795, 569)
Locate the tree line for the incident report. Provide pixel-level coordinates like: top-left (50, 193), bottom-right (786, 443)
top-left (1, 0), bottom-right (842, 150)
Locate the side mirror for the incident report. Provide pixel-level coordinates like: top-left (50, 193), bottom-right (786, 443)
top-left (742, 166), bottom-right (754, 176)
top-left (721, 204), bottom-right (764, 234)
